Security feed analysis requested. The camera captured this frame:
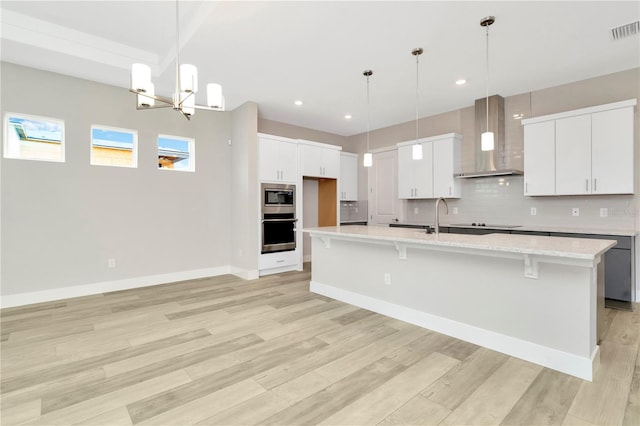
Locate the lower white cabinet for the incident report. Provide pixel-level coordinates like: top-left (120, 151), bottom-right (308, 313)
top-left (259, 251), bottom-right (298, 271)
top-left (522, 99), bottom-right (635, 196)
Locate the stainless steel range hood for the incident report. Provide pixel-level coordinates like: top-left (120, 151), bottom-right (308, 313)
top-left (455, 94), bottom-right (523, 178)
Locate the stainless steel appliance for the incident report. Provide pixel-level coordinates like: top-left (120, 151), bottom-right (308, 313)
top-left (261, 183), bottom-right (296, 253)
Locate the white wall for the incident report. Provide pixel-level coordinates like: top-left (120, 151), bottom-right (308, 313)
top-left (1, 63), bottom-right (233, 301)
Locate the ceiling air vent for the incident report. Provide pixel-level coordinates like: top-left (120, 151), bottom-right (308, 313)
top-left (611, 21), bottom-right (639, 40)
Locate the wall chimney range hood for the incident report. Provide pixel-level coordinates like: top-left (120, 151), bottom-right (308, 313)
top-left (455, 94), bottom-right (523, 178)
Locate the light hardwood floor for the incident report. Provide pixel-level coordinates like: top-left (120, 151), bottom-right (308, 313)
top-left (1, 265), bottom-right (639, 425)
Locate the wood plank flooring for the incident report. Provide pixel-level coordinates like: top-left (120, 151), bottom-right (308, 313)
top-left (1, 265), bottom-right (639, 425)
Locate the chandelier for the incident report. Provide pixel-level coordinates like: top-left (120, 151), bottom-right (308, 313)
top-left (129, 0), bottom-right (224, 120)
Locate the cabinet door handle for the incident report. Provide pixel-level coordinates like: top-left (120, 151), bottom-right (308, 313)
top-left (449, 186), bottom-right (451, 196)
top-left (586, 178), bottom-right (589, 192)
top-left (594, 178), bottom-right (597, 192)
top-left (526, 182), bottom-right (528, 193)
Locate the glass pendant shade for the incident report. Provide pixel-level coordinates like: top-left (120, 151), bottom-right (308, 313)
top-left (412, 144), bottom-right (423, 160)
top-left (206, 83), bottom-right (223, 108)
top-left (179, 64), bottom-right (198, 93)
top-left (363, 152), bottom-right (373, 167)
top-left (481, 131), bottom-right (494, 151)
top-left (137, 83), bottom-right (155, 107)
top-left (131, 63), bottom-right (151, 92)
top-left (181, 92), bottom-right (195, 116)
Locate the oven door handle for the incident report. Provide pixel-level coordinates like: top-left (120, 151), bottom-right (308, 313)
top-left (261, 218), bottom-right (298, 223)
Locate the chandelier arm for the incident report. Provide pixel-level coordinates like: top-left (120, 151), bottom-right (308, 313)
top-left (129, 90), bottom-right (174, 105)
top-left (192, 104), bottom-right (223, 111)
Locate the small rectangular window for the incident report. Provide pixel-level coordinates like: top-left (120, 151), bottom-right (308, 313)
top-left (3, 113), bottom-right (64, 162)
top-left (158, 134), bottom-right (195, 172)
top-left (91, 125), bottom-right (138, 168)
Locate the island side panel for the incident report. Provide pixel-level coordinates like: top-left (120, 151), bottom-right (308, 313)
top-left (310, 236), bottom-right (599, 380)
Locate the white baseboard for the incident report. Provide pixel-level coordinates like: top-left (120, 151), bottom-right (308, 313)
top-left (310, 280), bottom-right (598, 381)
top-left (1, 266), bottom-right (233, 309)
top-left (230, 266), bottom-right (259, 280)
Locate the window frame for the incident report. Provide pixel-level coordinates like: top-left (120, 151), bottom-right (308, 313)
top-left (90, 124), bottom-right (138, 168)
top-left (157, 134), bottom-right (195, 172)
top-left (3, 112), bottom-right (65, 162)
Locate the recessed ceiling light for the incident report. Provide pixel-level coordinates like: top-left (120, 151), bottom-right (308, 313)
top-left (294, 100), bottom-right (303, 106)
top-left (455, 79), bottom-right (467, 85)
top-left (513, 113), bottom-right (524, 120)
top-left (344, 114), bottom-right (352, 120)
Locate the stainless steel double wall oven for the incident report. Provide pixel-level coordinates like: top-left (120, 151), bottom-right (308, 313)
top-left (261, 183), bottom-right (296, 253)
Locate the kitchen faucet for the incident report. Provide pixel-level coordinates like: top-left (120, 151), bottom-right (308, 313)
top-left (434, 197), bottom-right (448, 235)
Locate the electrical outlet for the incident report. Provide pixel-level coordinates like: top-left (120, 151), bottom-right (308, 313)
top-left (572, 208), bottom-right (580, 217)
top-left (414, 207), bottom-right (419, 215)
top-left (600, 208), bottom-right (608, 217)
top-left (530, 207), bottom-right (537, 216)
top-left (384, 273), bottom-right (391, 285)
top-left (355, 207), bottom-right (359, 213)
top-left (108, 258), bottom-right (116, 268)
top-left (453, 207), bottom-right (458, 214)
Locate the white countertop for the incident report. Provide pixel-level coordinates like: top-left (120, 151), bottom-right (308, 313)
top-left (305, 225), bottom-right (617, 260)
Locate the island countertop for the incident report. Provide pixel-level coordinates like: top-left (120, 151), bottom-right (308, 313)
top-left (304, 225), bottom-right (616, 261)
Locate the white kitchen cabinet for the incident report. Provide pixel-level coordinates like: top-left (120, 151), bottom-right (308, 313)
top-left (340, 152), bottom-right (358, 201)
top-left (398, 134), bottom-right (461, 199)
top-left (555, 114), bottom-right (592, 195)
top-left (397, 142), bottom-right (433, 199)
top-left (432, 135), bottom-right (461, 198)
top-left (591, 107), bottom-right (634, 194)
top-left (299, 142), bottom-right (340, 178)
top-left (258, 135), bottom-right (297, 183)
top-left (523, 120), bottom-right (555, 196)
top-left (522, 99), bottom-right (635, 196)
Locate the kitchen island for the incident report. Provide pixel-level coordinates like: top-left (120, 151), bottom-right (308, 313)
top-left (304, 225), bottom-right (616, 380)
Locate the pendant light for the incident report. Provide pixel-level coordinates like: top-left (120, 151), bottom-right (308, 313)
top-left (363, 70), bottom-right (373, 168)
top-left (480, 16), bottom-right (495, 151)
top-left (411, 48), bottom-right (423, 160)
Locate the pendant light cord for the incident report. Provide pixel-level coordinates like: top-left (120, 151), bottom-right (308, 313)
top-left (415, 53), bottom-right (419, 143)
top-left (366, 74), bottom-right (371, 153)
top-left (175, 0), bottom-right (181, 105)
top-left (485, 24), bottom-right (490, 133)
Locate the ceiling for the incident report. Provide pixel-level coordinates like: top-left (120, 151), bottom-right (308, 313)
top-left (1, 1), bottom-right (639, 136)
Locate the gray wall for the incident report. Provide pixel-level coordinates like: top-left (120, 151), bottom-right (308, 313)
top-left (1, 62), bottom-right (233, 296)
top-left (230, 102), bottom-right (259, 274)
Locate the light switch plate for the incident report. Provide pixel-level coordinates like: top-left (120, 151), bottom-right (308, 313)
top-left (453, 207), bottom-right (458, 214)
top-left (600, 208), bottom-right (608, 217)
top-left (530, 207), bottom-right (537, 216)
top-left (572, 208), bottom-right (580, 217)
top-left (414, 207), bottom-right (419, 215)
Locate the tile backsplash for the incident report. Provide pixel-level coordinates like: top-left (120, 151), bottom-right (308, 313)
top-left (404, 175), bottom-right (636, 230)
top-left (340, 200), bottom-right (368, 223)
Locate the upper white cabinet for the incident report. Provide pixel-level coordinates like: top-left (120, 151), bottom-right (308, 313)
top-left (397, 133), bottom-right (461, 199)
top-left (340, 152), bottom-right (358, 201)
top-left (523, 121), bottom-right (555, 196)
top-left (299, 141), bottom-right (340, 178)
top-left (398, 142), bottom-right (433, 199)
top-left (555, 114), bottom-right (592, 195)
top-left (433, 136), bottom-right (462, 198)
top-left (522, 99), bottom-right (636, 196)
top-left (591, 107), bottom-right (634, 194)
top-left (258, 135), bottom-right (298, 183)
